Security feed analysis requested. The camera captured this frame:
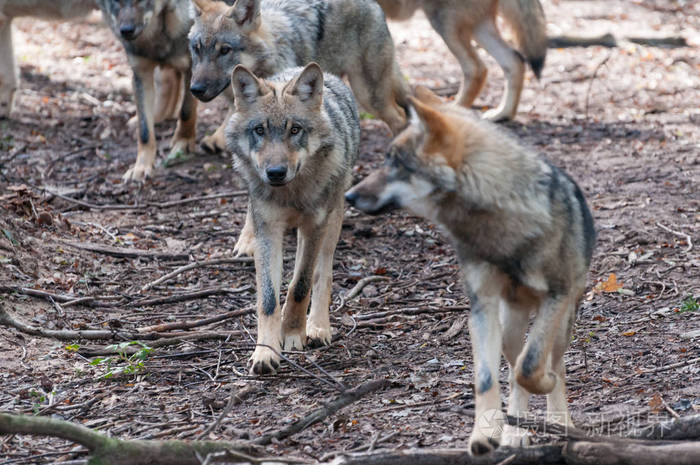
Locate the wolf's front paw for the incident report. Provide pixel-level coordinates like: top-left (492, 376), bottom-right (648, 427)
top-left (469, 409), bottom-right (504, 455)
top-left (482, 107), bottom-right (513, 122)
top-left (249, 345), bottom-right (280, 375)
top-left (234, 229), bottom-right (255, 257)
top-left (468, 431), bottom-right (499, 456)
top-left (122, 162), bottom-right (153, 182)
top-left (127, 115), bottom-right (138, 132)
top-left (163, 137), bottom-right (196, 167)
top-left (306, 321), bottom-right (332, 348)
top-left (201, 131), bottom-right (226, 154)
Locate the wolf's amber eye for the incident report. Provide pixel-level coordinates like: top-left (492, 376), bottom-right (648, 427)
top-left (220, 45), bottom-right (232, 56)
top-left (254, 125), bottom-right (265, 136)
top-left (290, 125), bottom-right (302, 135)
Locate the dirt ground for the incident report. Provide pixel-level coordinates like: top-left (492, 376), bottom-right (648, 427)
top-left (1, 0), bottom-right (699, 463)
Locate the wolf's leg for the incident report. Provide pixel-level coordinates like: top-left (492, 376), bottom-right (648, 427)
top-left (153, 66), bottom-right (182, 122)
top-left (427, 15), bottom-right (487, 109)
top-left (201, 109), bottom-right (231, 153)
top-left (546, 299), bottom-right (576, 427)
top-left (234, 203), bottom-right (256, 257)
top-left (473, 19), bottom-right (525, 121)
top-left (126, 66), bottom-right (182, 129)
top-left (123, 58), bottom-right (158, 182)
top-left (515, 294), bottom-right (570, 395)
top-left (464, 264), bottom-right (505, 456)
top-left (249, 210), bottom-right (285, 375)
top-left (500, 298), bottom-right (531, 448)
top-left (167, 69), bottom-right (198, 163)
top-left (306, 205), bottom-right (343, 347)
top-left (281, 222), bottom-right (323, 351)
top-left (348, 58), bottom-right (407, 135)
top-left (201, 88), bottom-right (233, 153)
top-left (0, 16), bottom-right (17, 119)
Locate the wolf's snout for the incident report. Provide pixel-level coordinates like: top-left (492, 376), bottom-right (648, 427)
top-left (119, 24), bottom-right (136, 39)
top-left (344, 190), bottom-right (358, 207)
top-left (189, 82), bottom-right (207, 99)
top-left (266, 165), bottom-right (288, 184)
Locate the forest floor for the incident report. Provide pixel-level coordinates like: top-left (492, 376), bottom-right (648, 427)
top-left (0, 1), bottom-right (698, 463)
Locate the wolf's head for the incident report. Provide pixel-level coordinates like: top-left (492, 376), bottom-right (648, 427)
top-left (189, 0), bottom-right (267, 102)
top-left (99, 0), bottom-right (163, 41)
top-left (226, 63), bottom-right (326, 187)
top-left (345, 87), bottom-right (462, 217)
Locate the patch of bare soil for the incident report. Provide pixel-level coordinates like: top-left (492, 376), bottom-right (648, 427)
top-left (0, 1), bottom-right (698, 463)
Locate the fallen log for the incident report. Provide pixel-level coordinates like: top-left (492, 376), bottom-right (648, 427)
top-left (60, 240), bottom-right (189, 261)
top-left (0, 413), bottom-right (264, 465)
top-left (548, 33), bottom-right (688, 49)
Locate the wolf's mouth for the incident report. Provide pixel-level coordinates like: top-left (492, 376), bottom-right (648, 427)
top-left (267, 180), bottom-right (289, 187)
top-left (191, 79), bottom-right (230, 102)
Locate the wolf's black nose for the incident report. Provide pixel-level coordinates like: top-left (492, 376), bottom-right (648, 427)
top-left (266, 165), bottom-right (287, 184)
top-left (344, 191), bottom-right (358, 206)
top-left (120, 24), bottom-right (136, 39)
top-left (190, 83), bottom-right (207, 98)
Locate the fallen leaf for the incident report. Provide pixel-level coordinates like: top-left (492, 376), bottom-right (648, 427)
top-left (595, 273), bottom-right (623, 293)
top-left (649, 393), bottom-right (663, 413)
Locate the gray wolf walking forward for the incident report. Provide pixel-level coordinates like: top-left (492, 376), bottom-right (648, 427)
top-left (96, 0), bottom-right (197, 181)
top-left (345, 87), bottom-right (595, 454)
top-left (377, 0), bottom-right (547, 121)
top-left (0, 0), bottom-right (95, 118)
top-left (189, 0), bottom-right (408, 154)
top-left (226, 63), bottom-right (360, 375)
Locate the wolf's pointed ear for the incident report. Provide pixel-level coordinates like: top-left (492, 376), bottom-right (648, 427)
top-left (286, 63), bottom-right (324, 109)
top-left (408, 96), bottom-right (449, 140)
top-left (191, 0), bottom-right (210, 16)
top-left (231, 65), bottom-right (265, 110)
top-left (413, 85), bottom-right (444, 107)
top-left (227, 0), bottom-right (261, 31)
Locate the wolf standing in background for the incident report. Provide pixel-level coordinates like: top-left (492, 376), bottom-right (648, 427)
top-left (345, 87), bottom-right (595, 454)
top-left (188, 0), bottom-right (408, 156)
top-left (0, 0), bottom-right (96, 118)
top-left (97, 0), bottom-right (198, 181)
top-left (226, 63), bottom-right (359, 375)
top-left (377, 0), bottom-right (547, 121)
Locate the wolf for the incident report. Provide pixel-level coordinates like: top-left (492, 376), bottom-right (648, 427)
top-left (96, 0), bottom-right (198, 181)
top-left (226, 63), bottom-right (360, 375)
top-left (376, 0), bottom-right (547, 121)
top-left (1, 1), bottom-right (183, 129)
top-left (188, 0), bottom-right (408, 155)
top-left (0, 0), bottom-right (95, 118)
top-left (345, 87), bottom-right (595, 454)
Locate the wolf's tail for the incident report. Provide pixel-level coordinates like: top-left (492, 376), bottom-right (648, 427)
top-left (498, 0), bottom-right (547, 79)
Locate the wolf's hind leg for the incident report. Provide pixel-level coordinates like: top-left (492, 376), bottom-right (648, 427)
top-left (473, 19), bottom-right (525, 121)
top-left (234, 204), bottom-right (256, 257)
top-left (546, 300), bottom-right (576, 427)
top-left (153, 66), bottom-right (183, 122)
top-left (515, 294), bottom-right (570, 395)
top-left (428, 15), bottom-right (487, 109)
top-left (166, 69), bottom-right (198, 166)
top-left (349, 53), bottom-right (407, 134)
